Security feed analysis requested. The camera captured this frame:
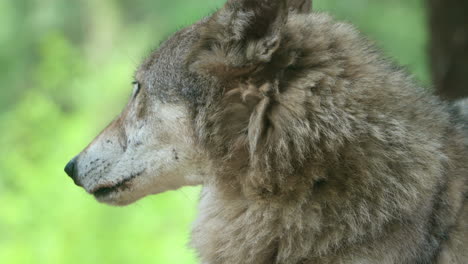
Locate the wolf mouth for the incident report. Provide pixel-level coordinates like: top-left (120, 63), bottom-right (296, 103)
top-left (91, 170), bottom-right (146, 198)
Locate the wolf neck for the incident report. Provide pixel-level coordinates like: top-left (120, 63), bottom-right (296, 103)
top-left (191, 130), bottom-right (447, 264)
top-left (189, 12), bottom-right (458, 264)
top-left (191, 184), bottom-right (316, 264)
top-left (191, 162), bottom-right (336, 263)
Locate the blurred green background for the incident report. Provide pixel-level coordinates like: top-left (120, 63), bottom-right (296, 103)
top-left (0, 0), bottom-right (428, 263)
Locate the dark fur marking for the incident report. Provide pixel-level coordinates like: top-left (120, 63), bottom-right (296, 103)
top-left (173, 148), bottom-right (179, 161)
top-left (93, 169), bottom-right (146, 197)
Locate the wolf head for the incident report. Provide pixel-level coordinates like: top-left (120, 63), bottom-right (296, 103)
top-left (65, 0), bottom-right (319, 205)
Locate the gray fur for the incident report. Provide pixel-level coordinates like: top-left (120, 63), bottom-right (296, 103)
top-left (69, 0), bottom-right (468, 263)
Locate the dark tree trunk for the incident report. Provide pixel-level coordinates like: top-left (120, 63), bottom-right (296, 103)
top-left (428, 0), bottom-right (468, 100)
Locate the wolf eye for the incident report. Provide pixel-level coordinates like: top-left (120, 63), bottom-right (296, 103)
top-left (132, 81), bottom-right (141, 98)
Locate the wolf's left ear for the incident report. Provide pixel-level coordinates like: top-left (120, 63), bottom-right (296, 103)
top-left (287, 0), bottom-right (312, 14)
top-left (188, 0), bottom-right (289, 78)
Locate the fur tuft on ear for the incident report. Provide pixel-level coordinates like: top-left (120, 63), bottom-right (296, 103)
top-left (287, 0), bottom-right (312, 14)
top-left (188, 0), bottom-right (288, 78)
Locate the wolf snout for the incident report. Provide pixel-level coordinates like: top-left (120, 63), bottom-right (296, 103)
top-left (64, 156), bottom-right (82, 187)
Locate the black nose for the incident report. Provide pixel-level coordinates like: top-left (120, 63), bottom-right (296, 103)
top-left (64, 156), bottom-right (82, 186)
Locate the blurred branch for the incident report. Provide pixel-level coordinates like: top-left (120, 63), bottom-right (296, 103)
top-left (428, 0), bottom-right (468, 100)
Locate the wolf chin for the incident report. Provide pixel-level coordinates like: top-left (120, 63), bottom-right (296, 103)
top-left (64, 0), bottom-right (468, 263)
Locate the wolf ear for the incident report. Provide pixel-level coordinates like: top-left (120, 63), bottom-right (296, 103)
top-left (188, 0), bottom-right (289, 78)
top-left (287, 0), bottom-right (312, 14)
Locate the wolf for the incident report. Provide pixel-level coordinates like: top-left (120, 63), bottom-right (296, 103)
top-left (64, 0), bottom-right (468, 263)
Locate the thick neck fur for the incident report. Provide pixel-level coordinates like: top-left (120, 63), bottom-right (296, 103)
top-left (190, 13), bottom-right (467, 264)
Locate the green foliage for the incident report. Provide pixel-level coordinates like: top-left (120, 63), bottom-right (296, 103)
top-left (0, 0), bottom-right (427, 263)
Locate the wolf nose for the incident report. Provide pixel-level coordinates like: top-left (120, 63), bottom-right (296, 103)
top-left (65, 156), bottom-right (82, 187)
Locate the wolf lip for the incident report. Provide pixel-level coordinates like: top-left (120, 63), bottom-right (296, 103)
top-left (91, 179), bottom-right (131, 198)
top-left (93, 185), bottom-right (121, 197)
top-left (91, 170), bottom-right (146, 197)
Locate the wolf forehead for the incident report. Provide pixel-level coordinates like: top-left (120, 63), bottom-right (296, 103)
top-left (135, 20), bottom-right (213, 105)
